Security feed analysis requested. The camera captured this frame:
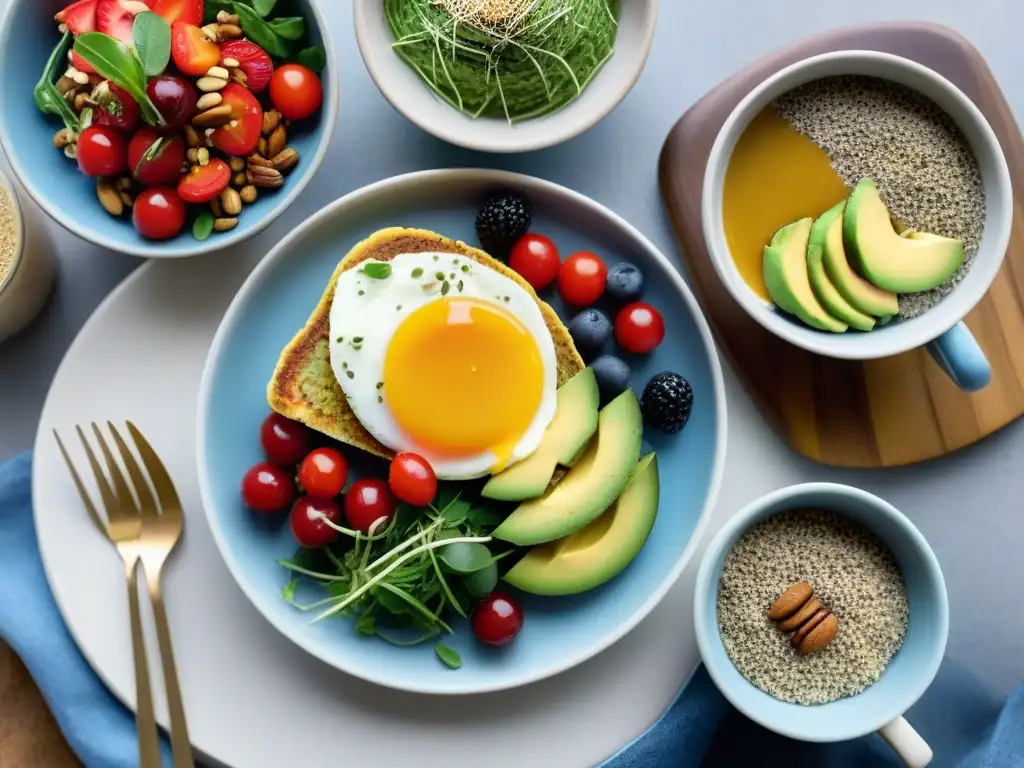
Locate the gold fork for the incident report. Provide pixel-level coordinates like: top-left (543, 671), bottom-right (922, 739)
top-left (56, 422), bottom-right (195, 768)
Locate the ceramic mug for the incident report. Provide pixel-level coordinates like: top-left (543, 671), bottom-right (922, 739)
top-left (0, 170), bottom-right (54, 343)
top-left (694, 483), bottom-right (948, 768)
top-left (702, 51), bottom-right (1013, 393)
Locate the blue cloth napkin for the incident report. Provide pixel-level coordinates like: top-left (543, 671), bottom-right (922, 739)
top-left (2, 451), bottom-right (1022, 768)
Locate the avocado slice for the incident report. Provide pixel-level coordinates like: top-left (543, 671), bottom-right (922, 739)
top-left (763, 217), bottom-right (847, 333)
top-left (482, 368), bottom-right (600, 502)
top-left (844, 178), bottom-right (964, 293)
top-left (491, 389), bottom-right (642, 547)
top-left (807, 204), bottom-right (876, 331)
top-left (503, 452), bottom-right (659, 596)
top-left (821, 200), bottom-right (899, 318)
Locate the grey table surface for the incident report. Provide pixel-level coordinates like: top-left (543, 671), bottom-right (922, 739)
top-left (1, 0), bottom-right (1022, 724)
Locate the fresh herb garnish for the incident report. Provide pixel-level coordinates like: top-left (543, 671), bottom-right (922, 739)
top-left (193, 212), bottom-right (215, 241)
top-left (132, 12), bottom-right (171, 77)
top-left (434, 271), bottom-right (445, 280)
top-left (268, 16), bottom-right (305, 40)
top-left (441, 280), bottom-right (450, 296)
top-left (34, 32), bottom-right (82, 134)
top-left (346, 370), bottom-right (354, 379)
top-left (232, 3), bottom-right (294, 58)
top-left (74, 32), bottom-right (165, 126)
top-left (297, 46), bottom-right (326, 73)
top-left (252, 0), bottom-right (278, 16)
top-left (435, 644), bottom-right (461, 669)
top-left (362, 262), bottom-right (392, 279)
top-left (461, 264), bottom-right (470, 273)
top-left (352, 336), bottom-right (364, 343)
top-left (411, 267), bottom-right (423, 278)
top-left (457, 280), bottom-right (464, 292)
top-left (335, 336), bottom-right (343, 343)
top-left (278, 489), bottom-right (505, 665)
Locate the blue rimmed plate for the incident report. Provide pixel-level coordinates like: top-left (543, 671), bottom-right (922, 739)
top-left (197, 169), bottom-right (726, 694)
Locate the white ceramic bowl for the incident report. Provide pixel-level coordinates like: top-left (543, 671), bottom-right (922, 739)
top-left (353, 0), bottom-right (658, 153)
top-left (702, 51), bottom-right (1013, 362)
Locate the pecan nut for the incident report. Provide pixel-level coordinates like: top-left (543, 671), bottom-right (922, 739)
top-left (247, 166), bottom-right (284, 189)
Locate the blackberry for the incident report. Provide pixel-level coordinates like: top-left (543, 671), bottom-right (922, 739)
top-left (475, 193), bottom-right (531, 258)
top-left (641, 372), bottom-right (693, 434)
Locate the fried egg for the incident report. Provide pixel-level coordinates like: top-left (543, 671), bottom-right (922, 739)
top-left (328, 252), bottom-right (557, 480)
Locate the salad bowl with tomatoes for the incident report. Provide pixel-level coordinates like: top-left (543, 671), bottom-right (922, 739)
top-left (0, 0), bottom-right (337, 257)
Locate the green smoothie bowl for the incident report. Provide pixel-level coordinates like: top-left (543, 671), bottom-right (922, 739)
top-left (353, 1), bottom-right (658, 153)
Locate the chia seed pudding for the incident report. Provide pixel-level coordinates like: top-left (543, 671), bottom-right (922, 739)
top-left (717, 509), bottom-right (909, 705)
top-left (774, 75), bottom-right (986, 319)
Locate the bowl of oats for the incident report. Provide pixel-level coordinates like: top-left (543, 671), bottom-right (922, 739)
top-left (702, 50), bottom-right (1012, 393)
top-left (694, 483), bottom-right (947, 766)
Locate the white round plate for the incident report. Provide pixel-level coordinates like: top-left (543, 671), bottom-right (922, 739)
top-left (30, 185), bottom-right (771, 767)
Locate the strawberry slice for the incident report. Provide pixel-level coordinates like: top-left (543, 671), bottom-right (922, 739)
top-left (151, 0), bottom-right (203, 26)
top-left (96, 0), bottom-right (154, 43)
top-left (219, 40), bottom-right (274, 94)
top-left (71, 51), bottom-right (96, 74)
top-left (56, 0), bottom-right (100, 34)
top-left (210, 84), bottom-right (263, 157)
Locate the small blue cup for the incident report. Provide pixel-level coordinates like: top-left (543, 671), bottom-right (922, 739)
top-left (694, 483), bottom-right (948, 768)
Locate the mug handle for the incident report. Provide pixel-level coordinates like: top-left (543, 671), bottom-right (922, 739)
top-left (925, 321), bottom-right (990, 392)
top-left (878, 716), bottom-right (932, 767)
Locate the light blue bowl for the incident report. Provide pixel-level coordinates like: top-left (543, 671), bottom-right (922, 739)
top-left (0, 0), bottom-right (337, 258)
top-left (197, 169), bottom-right (727, 694)
top-left (694, 483), bottom-right (948, 761)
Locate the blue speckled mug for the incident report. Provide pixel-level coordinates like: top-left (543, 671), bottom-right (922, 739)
top-left (694, 483), bottom-right (948, 768)
top-left (703, 51), bottom-right (1013, 393)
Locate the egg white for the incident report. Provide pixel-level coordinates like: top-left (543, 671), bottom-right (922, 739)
top-left (328, 252), bottom-right (557, 480)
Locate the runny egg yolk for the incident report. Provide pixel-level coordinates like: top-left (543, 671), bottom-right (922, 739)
top-left (383, 297), bottom-right (544, 470)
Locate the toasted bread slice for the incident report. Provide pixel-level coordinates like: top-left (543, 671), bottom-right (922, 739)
top-left (267, 227), bottom-right (585, 460)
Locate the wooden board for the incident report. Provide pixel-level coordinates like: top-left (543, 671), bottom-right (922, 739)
top-left (0, 642), bottom-right (80, 767)
top-left (659, 21), bottom-right (1024, 468)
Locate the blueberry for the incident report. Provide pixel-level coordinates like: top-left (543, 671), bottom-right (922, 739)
top-left (590, 354), bottom-right (632, 406)
top-left (605, 263), bottom-right (645, 305)
top-left (567, 308), bottom-right (612, 362)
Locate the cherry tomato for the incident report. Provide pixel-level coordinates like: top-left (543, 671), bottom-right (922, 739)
top-left (128, 126), bottom-right (185, 186)
top-left (132, 187), bottom-right (185, 240)
top-left (472, 592), bottom-right (524, 647)
top-left (76, 125), bottom-right (129, 178)
top-left (289, 496), bottom-right (341, 549)
top-left (508, 234), bottom-right (560, 291)
top-left (93, 83), bottom-right (141, 132)
top-left (388, 453), bottom-right (437, 506)
top-left (241, 461), bottom-right (295, 513)
top-left (298, 447), bottom-right (347, 500)
top-left (614, 302), bottom-right (665, 354)
top-left (259, 412), bottom-right (310, 466)
top-left (177, 158), bottom-right (231, 204)
top-left (344, 478), bottom-right (397, 534)
top-left (269, 64), bottom-right (323, 121)
top-left (557, 251), bottom-right (607, 307)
